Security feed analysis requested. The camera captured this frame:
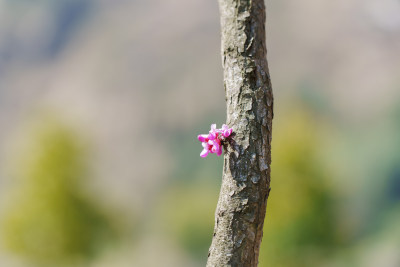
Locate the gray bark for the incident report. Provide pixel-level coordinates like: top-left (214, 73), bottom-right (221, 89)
top-left (206, 0), bottom-right (273, 266)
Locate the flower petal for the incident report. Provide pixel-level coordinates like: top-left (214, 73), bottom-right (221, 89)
top-left (208, 132), bottom-right (216, 140)
top-left (217, 145), bottom-right (222, 156)
top-left (200, 148), bottom-right (209, 158)
top-left (198, 134), bottom-right (208, 142)
top-left (223, 128), bottom-right (232, 137)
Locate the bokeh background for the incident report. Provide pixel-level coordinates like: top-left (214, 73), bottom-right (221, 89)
top-left (0, 0), bottom-right (400, 266)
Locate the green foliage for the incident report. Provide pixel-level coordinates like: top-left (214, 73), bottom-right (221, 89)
top-left (1, 120), bottom-right (119, 266)
top-left (156, 180), bottom-right (218, 260)
top-left (259, 108), bottom-right (338, 267)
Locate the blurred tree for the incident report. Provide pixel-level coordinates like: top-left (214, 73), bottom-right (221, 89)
top-left (207, 0), bottom-right (273, 266)
top-left (157, 181), bottom-right (218, 260)
top-left (258, 108), bottom-right (337, 267)
top-left (1, 119), bottom-right (121, 266)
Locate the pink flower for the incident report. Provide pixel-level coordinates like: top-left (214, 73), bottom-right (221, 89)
top-left (198, 134), bottom-right (209, 142)
top-left (221, 124), bottom-right (233, 137)
top-left (200, 142), bottom-right (211, 158)
top-left (212, 139), bottom-right (222, 156)
top-left (208, 124), bottom-right (218, 140)
top-left (197, 124), bottom-right (233, 158)
top-left (210, 139), bottom-right (221, 155)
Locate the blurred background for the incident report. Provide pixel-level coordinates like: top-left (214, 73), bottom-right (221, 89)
top-left (0, 0), bottom-right (399, 266)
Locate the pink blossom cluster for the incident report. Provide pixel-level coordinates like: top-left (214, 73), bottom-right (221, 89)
top-left (197, 124), bottom-right (233, 158)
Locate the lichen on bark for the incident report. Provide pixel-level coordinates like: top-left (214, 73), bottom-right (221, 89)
top-left (206, 0), bottom-right (273, 266)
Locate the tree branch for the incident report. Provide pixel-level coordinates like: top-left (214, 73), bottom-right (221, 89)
top-left (206, 0), bottom-right (273, 266)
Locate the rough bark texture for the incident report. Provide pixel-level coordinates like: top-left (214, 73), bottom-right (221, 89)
top-left (206, 0), bottom-right (273, 266)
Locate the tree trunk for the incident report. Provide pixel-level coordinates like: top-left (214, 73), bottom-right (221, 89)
top-left (206, 0), bottom-right (273, 266)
